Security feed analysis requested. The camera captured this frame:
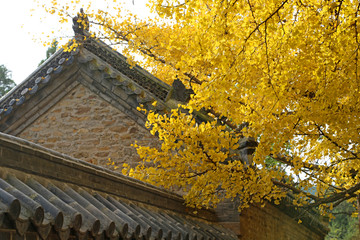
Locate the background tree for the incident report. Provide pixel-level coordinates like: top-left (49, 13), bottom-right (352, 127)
top-left (326, 201), bottom-right (359, 240)
top-left (45, 0), bottom-right (360, 217)
top-left (0, 65), bottom-right (16, 98)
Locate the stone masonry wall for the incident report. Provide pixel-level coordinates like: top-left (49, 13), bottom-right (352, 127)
top-left (19, 84), bottom-right (157, 168)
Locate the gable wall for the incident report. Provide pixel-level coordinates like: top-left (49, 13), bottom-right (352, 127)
top-left (18, 84), bottom-right (157, 168)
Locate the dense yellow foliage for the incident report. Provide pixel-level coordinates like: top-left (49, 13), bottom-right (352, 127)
top-left (45, 0), bottom-right (360, 213)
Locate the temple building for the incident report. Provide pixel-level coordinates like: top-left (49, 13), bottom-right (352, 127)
top-left (0, 23), bottom-right (328, 239)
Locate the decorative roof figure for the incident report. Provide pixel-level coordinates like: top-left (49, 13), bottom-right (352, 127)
top-left (72, 8), bottom-right (89, 35)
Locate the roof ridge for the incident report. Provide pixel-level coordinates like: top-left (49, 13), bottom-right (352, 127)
top-left (0, 49), bottom-right (75, 118)
top-left (0, 37), bottom-right (173, 121)
top-left (82, 38), bottom-right (171, 101)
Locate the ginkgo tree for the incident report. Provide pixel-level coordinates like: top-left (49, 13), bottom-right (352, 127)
top-left (43, 0), bottom-right (360, 216)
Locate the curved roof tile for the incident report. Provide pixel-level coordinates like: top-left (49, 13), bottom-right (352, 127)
top-left (0, 174), bottom-right (235, 240)
top-left (0, 130), bottom-right (237, 240)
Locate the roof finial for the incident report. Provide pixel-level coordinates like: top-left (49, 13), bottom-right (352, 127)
top-left (72, 8), bottom-right (89, 35)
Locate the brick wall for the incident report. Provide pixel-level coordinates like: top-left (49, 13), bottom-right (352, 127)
top-left (239, 203), bottom-right (324, 240)
top-left (18, 84), bottom-right (157, 168)
top-left (216, 200), bottom-right (325, 240)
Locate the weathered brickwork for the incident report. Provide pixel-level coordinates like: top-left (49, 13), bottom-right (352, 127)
top-left (239, 204), bottom-right (324, 240)
top-left (19, 84), bottom-right (157, 168)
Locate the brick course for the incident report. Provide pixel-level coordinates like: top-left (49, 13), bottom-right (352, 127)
top-left (18, 84), bottom-right (157, 168)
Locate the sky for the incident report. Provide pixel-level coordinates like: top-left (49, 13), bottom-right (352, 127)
top-left (0, 0), bottom-right (149, 84)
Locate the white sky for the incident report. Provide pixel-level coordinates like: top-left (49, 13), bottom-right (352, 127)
top-left (0, 0), bottom-right (149, 84)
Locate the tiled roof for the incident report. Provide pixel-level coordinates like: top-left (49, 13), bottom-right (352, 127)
top-left (0, 132), bottom-right (238, 240)
top-left (0, 174), bottom-right (235, 240)
top-left (0, 38), bottom-right (171, 124)
top-left (83, 39), bottom-right (171, 101)
top-left (0, 49), bottom-right (74, 119)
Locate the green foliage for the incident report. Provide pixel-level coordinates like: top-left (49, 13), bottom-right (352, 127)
top-left (38, 40), bottom-right (58, 66)
top-left (326, 201), bottom-right (359, 240)
top-left (0, 65), bottom-right (16, 98)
